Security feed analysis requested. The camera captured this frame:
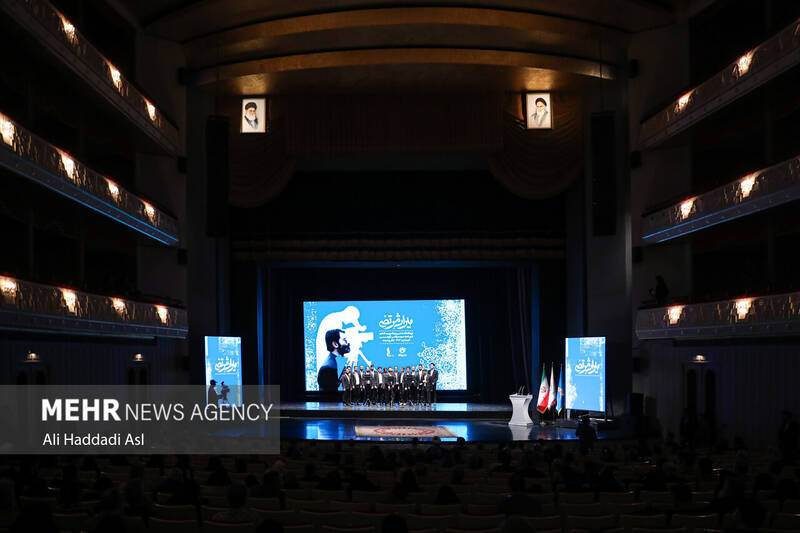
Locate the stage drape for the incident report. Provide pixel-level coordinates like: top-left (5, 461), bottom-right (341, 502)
top-left (473, 267), bottom-right (534, 403)
top-left (228, 118), bottom-right (296, 209)
top-left (488, 92), bottom-right (584, 199)
top-left (506, 267), bottom-right (533, 396)
top-left (225, 93), bottom-right (582, 207)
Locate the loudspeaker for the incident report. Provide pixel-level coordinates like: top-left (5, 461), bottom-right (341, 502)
top-left (591, 112), bottom-right (617, 236)
top-left (627, 392), bottom-right (644, 416)
top-left (206, 116), bottom-right (229, 237)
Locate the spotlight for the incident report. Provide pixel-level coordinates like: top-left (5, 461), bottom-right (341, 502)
top-left (132, 353), bottom-right (144, 362)
top-left (58, 150), bottom-right (76, 180)
top-left (692, 354), bottom-right (707, 363)
top-left (679, 198), bottom-right (694, 219)
top-left (107, 62), bottom-right (122, 90)
top-left (667, 305), bottom-right (684, 325)
top-left (61, 288), bottom-right (77, 313)
top-left (739, 173), bottom-right (757, 198)
top-left (736, 50), bottom-right (754, 76)
top-left (58, 13), bottom-right (77, 44)
top-left (734, 298), bottom-right (753, 320)
top-left (675, 90), bottom-right (693, 113)
top-left (112, 298), bottom-right (126, 314)
top-left (25, 351), bottom-right (40, 363)
top-left (0, 114), bottom-right (14, 146)
top-left (145, 99), bottom-right (157, 122)
top-left (107, 179), bottom-right (120, 201)
top-left (143, 202), bottom-right (155, 221)
top-left (155, 305), bottom-right (168, 324)
top-left (0, 276), bottom-right (17, 298)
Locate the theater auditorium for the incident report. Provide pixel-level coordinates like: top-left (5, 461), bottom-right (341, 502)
top-left (1, 0), bottom-right (800, 532)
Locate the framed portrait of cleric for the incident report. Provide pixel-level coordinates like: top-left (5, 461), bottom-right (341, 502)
top-left (525, 92), bottom-right (553, 130)
top-left (240, 97), bottom-right (267, 133)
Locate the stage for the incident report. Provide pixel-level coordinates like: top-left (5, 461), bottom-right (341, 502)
top-left (281, 402), bottom-right (512, 420)
top-left (279, 402), bottom-right (630, 442)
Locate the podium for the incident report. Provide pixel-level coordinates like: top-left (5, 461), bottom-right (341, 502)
top-left (508, 394), bottom-right (534, 426)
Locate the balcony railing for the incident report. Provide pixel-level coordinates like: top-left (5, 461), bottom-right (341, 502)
top-left (636, 291), bottom-right (800, 340)
top-left (639, 17), bottom-right (800, 149)
top-left (641, 154), bottom-right (800, 243)
top-left (0, 0), bottom-right (179, 155)
top-left (0, 111), bottom-right (179, 246)
top-left (0, 275), bottom-right (187, 339)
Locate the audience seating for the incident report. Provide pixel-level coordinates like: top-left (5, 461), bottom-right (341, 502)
top-left (770, 513), bottom-right (800, 529)
top-left (153, 503), bottom-right (197, 520)
top-left (465, 503), bottom-right (498, 515)
top-left (620, 513), bottom-right (669, 530)
top-left (298, 510), bottom-right (351, 527)
top-left (420, 503), bottom-right (462, 516)
top-left (455, 513), bottom-right (505, 530)
top-left (203, 522), bottom-right (257, 533)
top-left (567, 514), bottom-right (618, 531)
top-left (4, 437), bottom-right (800, 533)
top-left (671, 513), bottom-right (718, 531)
top-left (375, 502), bottom-right (417, 514)
top-left (320, 527), bottom-right (376, 533)
top-left (149, 517), bottom-right (200, 533)
top-left (522, 514), bottom-right (562, 530)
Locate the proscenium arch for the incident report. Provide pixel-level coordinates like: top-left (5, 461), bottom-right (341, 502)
top-left (190, 48), bottom-right (617, 87)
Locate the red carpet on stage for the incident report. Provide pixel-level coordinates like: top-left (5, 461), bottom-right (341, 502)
top-left (354, 426), bottom-right (457, 438)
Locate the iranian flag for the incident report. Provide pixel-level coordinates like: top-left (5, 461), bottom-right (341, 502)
top-left (536, 367), bottom-right (550, 413)
top-left (548, 364), bottom-right (557, 410)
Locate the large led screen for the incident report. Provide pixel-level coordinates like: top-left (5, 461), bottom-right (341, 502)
top-left (204, 336), bottom-right (242, 406)
top-left (565, 336), bottom-right (606, 412)
top-left (304, 300), bottom-right (467, 391)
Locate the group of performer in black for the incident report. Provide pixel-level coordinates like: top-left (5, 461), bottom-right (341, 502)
top-left (339, 363), bottom-right (439, 407)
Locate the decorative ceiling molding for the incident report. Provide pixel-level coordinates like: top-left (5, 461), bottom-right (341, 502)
top-left (189, 48), bottom-right (616, 88)
top-left (141, 0), bottom-right (672, 40)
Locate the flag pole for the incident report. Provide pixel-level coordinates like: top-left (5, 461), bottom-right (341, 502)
top-left (557, 363), bottom-right (562, 425)
top-left (552, 362), bottom-right (556, 426)
top-left (537, 363), bottom-right (547, 426)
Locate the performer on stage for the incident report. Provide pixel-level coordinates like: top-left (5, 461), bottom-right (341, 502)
top-left (429, 363), bottom-right (439, 405)
top-left (420, 369), bottom-right (430, 406)
top-left (376, 366), bottom-right (386, 405)
top-left (341, 366), bottom-right (353, 405)
top-left (393, 366), bottom-right (401, 406)
top-left (352, 365), bottom-right (362, 405)
top-left (385, 366), bottom-right (395, 405)
top-left (398, 366), bottom-right (406, 405)
top-left (403, 366), bottom-right (414, 405)
top-left (415, 364), bottom-right (425, 404)
top-left (356, 364), bottom-right (365, 405)
top-left (364, 365), bottom-right (375, 405)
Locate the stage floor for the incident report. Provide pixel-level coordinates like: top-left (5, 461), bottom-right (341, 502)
top-left (281, 402), bottom-right (511, 420)
top-left (280, 418), bottom-right (605, 441)
top-left (278, 402), bottom-right (628, 442)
